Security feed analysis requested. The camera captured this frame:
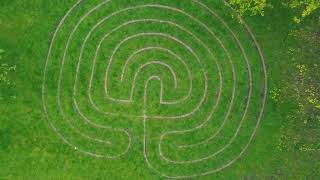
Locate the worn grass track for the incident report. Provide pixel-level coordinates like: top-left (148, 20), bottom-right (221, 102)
top-left (41, 0), bottom-right (266, 178)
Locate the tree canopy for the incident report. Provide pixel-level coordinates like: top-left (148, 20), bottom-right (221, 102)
top-left (228, 0), bottom-right (320, 22)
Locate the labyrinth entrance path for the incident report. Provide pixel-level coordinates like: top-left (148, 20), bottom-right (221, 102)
top-left (42, 0), bottom-right (267, 178)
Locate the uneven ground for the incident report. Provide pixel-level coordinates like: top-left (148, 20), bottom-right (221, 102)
top-left (0, 0), bottom-right (319, 179)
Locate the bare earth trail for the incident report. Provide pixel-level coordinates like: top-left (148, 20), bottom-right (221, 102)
top-left (42, 0), bottom-right (267, 178)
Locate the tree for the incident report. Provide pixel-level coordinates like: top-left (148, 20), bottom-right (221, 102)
top-left (288, 0), bottom-right (320, 23)
top-left (228, 0), bottom-right (320, 22)
top-left (228, 0), bottom-right (267, 16)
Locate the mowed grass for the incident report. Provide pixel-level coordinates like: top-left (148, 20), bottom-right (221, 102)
top-left (0, 0), bottom-right (317, 179)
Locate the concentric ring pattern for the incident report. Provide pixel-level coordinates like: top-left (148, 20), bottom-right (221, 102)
top-left (42, 0), bottom-right (267, 178)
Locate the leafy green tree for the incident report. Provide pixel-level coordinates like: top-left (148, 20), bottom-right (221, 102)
top-left (228, 0), bottom-right (320, 22)
top-left (228, 0), bottom-right (267, 16)
top-left (288, 0), bottom-right (320, 23)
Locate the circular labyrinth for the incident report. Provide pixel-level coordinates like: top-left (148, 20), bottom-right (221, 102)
top-left (42, 0), bottom-right (267, 178)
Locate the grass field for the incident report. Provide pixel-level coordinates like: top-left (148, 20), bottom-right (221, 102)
top-left (0, 0), bottom-right (318, 179)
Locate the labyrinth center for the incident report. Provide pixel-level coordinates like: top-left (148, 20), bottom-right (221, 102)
top-left (42, 0), bottom-right (267, 178)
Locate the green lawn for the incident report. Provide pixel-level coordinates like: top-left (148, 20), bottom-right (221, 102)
top-left (0, 0), bottom-right (318, 179)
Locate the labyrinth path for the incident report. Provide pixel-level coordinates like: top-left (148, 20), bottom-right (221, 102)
top-left (42, 0), bottom-right (267, 178)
